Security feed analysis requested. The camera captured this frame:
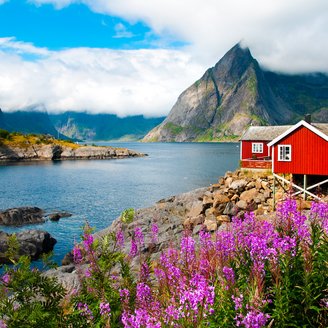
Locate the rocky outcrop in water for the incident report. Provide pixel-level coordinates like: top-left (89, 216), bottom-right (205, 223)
top-left (0, 207), bottom-right (45, 226)
top-left (0, 230), bottom-right (57, 264)
top-left (0, 144), bottom-right (145, 162)
top-left (0, 207), bottom-right (72, 226)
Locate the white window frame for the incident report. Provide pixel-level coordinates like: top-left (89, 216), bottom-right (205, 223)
top-left (278, 144), bottom-right (292, 161)
top-left (252, 142), bottom-right (263, 153)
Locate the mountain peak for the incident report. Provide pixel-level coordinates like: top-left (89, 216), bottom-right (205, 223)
top-left (212, 43), bottom-right (255, 84)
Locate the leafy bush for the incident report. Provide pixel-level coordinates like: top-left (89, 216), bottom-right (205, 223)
top-left (120, 208), bottom-right (135, 224)
top-left (0, 129), bottom-right (10, 139)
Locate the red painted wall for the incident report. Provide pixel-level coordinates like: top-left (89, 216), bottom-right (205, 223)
top-left (241, 140), bottom-right (270, 160)
top-left (273, 126), bottom-right (328, 175)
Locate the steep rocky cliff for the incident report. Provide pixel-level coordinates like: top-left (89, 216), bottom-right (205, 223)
top-left (143, 44), bottom-right (328, 142)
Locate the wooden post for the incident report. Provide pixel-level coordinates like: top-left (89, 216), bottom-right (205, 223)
top-left (303, 174), bottom-right (307, 200)
top-left (273, 175), bottom-right (276, 210)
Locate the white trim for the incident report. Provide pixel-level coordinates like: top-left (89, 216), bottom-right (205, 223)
top-left (240, 140), bottom-right (243, 160)
top-left (272, 146), bottom-right (275, 172)
top-left (273, 173), bottom-right (321, 200)
top-left (278, 144), bottom-right (292, 161)
top-left (268, 120), bottom-right (328, 147)
top-left (252, 142), bottom-right (263, 153)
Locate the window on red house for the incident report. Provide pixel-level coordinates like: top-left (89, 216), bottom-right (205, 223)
top-left (252, 143), bottom-right (263, 153)
top-left (278, 145), bottom-right (291, 161)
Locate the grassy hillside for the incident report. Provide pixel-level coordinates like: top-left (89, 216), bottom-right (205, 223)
top-left (0, 129), bottom-right (80, 149)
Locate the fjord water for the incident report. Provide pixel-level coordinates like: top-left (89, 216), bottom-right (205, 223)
top-left (0, 142), bottom-right (239, 264)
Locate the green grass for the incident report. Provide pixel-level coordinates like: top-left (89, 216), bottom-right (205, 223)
top-left (0, 130), bottom-right (80, 149)
top-left (164, 122), bottom-right (184, 136)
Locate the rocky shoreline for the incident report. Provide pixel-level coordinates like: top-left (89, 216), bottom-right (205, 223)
top-left (48, 169), bottom-right (298, 289)
top-left (7, 169), bottom-right (325, 288)
top-left (0, 144), bottom-right (145, 162)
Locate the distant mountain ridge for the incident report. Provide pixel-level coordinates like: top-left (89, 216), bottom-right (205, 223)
top-left (143, 44), bottom-right (328, 142)
top-left (0, 109), bottom-right (164, 141)
top-left (50, 112), bottom-right (165, 141)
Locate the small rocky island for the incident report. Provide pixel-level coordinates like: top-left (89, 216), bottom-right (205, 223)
top-left (0, 131), bottom-right (145, 162)
top-left (0, 207), bottom-right (71, 264)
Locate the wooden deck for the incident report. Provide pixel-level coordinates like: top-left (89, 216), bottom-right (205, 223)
top-left (241, 159), bottom-right (272, 169)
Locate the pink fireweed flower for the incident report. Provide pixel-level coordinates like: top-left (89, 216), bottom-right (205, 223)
top-left (0, 320), bottom-right (7, 328)
top-left (223, 266), bottom-right (235, 285)
top-left (122, 308), bottom-right (161, 328)
top-left (1, 273), bottom-right (10, 285)
top-left (164, 305), bottom-right (180, 322)
top-left (310, 201), bottom-right (328, 233)
top-left (116, 228), bottom-right (125, 248)
top-left (84, 267), bottom-right (92, 278)
top-left (232, 294), bottom-right (244, 311)
top-left (140, 262), bottom-right (150, 281)
top-left (178, 273), bottom-right (215, 317)
top-left (134, 227), bottom-right (144, 246)
top-left (73, 246), bottom-right (83, 264)
top-left (99, 302), bottom-right (111, 317)
top-left (136, 282), bottom-right (153, 307)
top-left (241, 309), bottom-right (270, 328)
top-left (77, 302), bottom-right (94, 320)
top-left (83, 233), bottom-right (94, 251)
top-left (180, 234), bottom-right (196, 264)
top-left (151, 224), bottom-right (159, 244)
top-left (129, 238), bottom-right (138, 258)
top-left (120, 288), bottom-right (130, 301)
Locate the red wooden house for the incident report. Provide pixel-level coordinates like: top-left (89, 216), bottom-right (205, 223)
top-left (268, 120), bottom-right (328, 176)
top-left (240, 119), bottom-right (328, 199)
top-left (240, 125), bottom-right (291, 169)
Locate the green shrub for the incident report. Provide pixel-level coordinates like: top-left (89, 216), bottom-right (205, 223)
top-left (0, 129), bottom-right (10, 139)
top-left (120, 208), bottom-right (135, 223)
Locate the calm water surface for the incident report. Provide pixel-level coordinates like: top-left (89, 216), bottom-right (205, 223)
top-left (0, 142), bottom-right (239, 264)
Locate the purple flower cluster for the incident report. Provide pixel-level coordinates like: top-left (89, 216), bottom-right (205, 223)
top-left (60, 197), bottom-right (327, 328)
top-left (0, 320), bottom-right (7, 328)
top-left (73, 246), bottom-right (83, 264)
top-left (1, 273), bottom-right (10, 285)
top-left (77, 302), bottom-right (94, 321)
top-left (116, 228), bottom-right (125, 248)
top-left (99, 302), bottom-right (111, 317)
top-left (151, 224), bottom-right (159, 244)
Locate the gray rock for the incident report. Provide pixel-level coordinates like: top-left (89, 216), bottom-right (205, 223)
top-left (230, 179), bottom-right (247, 190)
top-left (0, 207), bottom-right (44, 226)
top-left (0, 230), bottom-right (56, 264)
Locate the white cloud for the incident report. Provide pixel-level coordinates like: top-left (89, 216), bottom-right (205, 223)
top-left (113, 23), bottom-right (134, 39)
top-left (0, 37), bottom-right (50, 56)
top-left (0, 38), bottom-right (204, 116)
top-left (29, 0), bottom-right (328, 73)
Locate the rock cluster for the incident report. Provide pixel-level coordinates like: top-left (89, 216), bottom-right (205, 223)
top-left (0, 144), bottom-right (145, 162)
top-left (0, 230), bottom-right (56, 264)
top-left (185, 170), bottom-right (279, 232)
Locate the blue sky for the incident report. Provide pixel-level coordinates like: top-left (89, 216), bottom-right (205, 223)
top-left (0, 0), bottom-right (169, 50)
top-left (0, 0), bottom-right (327, 116)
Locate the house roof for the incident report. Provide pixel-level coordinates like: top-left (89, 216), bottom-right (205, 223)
top-left (312, 123), bottom-right (328, 136)
top-left (268, 120), bottom-right (328, 146)
top-left (240, 125), bottom-right (292, 141)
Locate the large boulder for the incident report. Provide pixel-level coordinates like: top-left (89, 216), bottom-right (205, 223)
top-left (0, 230), bottom-right (57, 264)
top-left (0, 207), bottom-right (45, 226)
